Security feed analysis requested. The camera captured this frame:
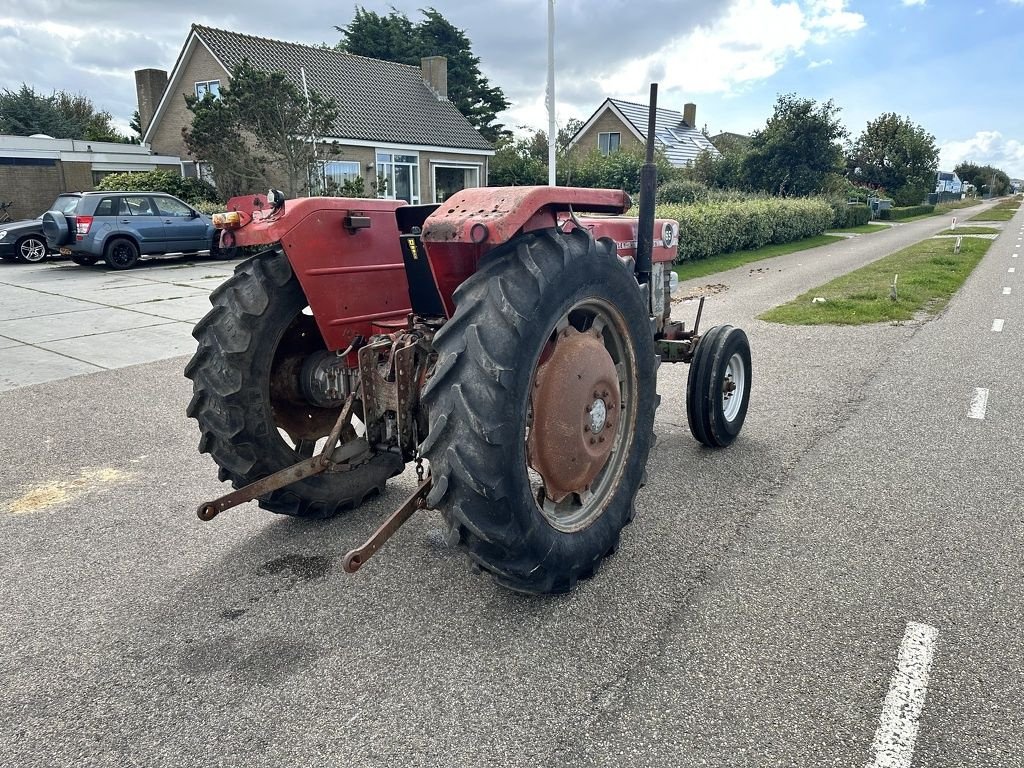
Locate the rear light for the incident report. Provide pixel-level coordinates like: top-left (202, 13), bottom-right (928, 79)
top-left (76, 215), bottom-right (93, 237)
top-left (212, 211), bottom-right (241, 229)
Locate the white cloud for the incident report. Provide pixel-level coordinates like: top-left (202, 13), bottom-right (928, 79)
top-left (505, 0), bottom-right (866, 128)
top-left (901, 0), bottom-right (927, 7)
top-left (939, 131), bottom-right (1024, 178)
top-left (808, 58), bottom-right (833, 68)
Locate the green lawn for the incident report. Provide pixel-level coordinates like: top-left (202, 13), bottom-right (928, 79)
top-left (937, 226), bottom-right (999, 235)
top-left (673, 234), bottom-right (844, 281)
top-left (759, 236), bottom-right (993, 325)
top-left (969, 206), bottom-right (1019, 222)
top-left (827, 223), bottom-right (888, 234)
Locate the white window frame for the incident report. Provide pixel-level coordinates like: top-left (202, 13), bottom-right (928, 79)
top-left (430, 161), bottom-right (483, 203)
top-left (321, 160), bottom-right (362, 190)
top-left (195, 80), bottom-right (221, 99)
top-left (376, 150), bottom-right (420, 204)
top-left (598, 131), bottom-right (621, 156)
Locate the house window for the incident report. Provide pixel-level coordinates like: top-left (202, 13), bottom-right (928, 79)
top-left (598, 132), bottom-right (620, 156)
top-left (376, 151), bottom-right (419, 203)
top-left (195, 80), bottom-right (220, 99)
top-left (432, 164), bottom-right (481, 203)
top-left (322, 161), bottom-right (361, 189)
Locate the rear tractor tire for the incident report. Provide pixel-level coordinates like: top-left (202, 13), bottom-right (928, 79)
top-left (420, 228), bottom-right (658, 594)
top-left (185, 248), bottom-right (403, 519)
top-left (686, 325), bottom-right (751, 448)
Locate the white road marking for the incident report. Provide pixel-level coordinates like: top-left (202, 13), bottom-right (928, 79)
top-left (968, 388), bottom-right (990, 420)
top-left (866, 622), bottom-right (939, 768)
top-left (1011, 268), bottom-right (1017, 273)
top-left (1005, 287), bottom-right (1013, 295)
top-left (992, 319), bottom-right (1005, 332)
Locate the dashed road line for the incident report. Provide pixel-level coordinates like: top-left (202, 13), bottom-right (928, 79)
top-left (866, 622), bottom-right (939, 768)
top-left (968, 388), bottom-right (990, 420)
top-left (992, 319), bottom-right (1005, 332)
top-left (1011, 268), bottom-right (1017, 273)
top-left (1005, 287), bottom-right (1013, 295)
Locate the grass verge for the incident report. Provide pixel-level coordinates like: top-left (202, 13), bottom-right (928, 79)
top-left (827, 223), bottom-right (888, 234)
top-left (969, 206), bottom-right (1019, 222)
top-left (938, 226), bottom-right (999, 235)
top-left (759, 236), bottom-right (993, 325)
top-left (673, 234), bottom-right (844, 281)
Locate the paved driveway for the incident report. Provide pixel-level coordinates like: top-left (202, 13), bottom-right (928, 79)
top-left (0, 256), bottom-right (235, 392)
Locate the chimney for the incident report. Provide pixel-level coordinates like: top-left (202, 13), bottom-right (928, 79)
top-left (134, 68), bottom-right (168, 136)
top-left (682, 102), bottom-right (696, 128)
top-left (421, 56), bottom-right (447, 100)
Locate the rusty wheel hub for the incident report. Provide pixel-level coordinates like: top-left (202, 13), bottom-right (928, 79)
top-left (527, 326), bottom-right (621, 503)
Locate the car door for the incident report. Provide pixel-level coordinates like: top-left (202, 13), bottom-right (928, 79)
top-left (153, 196), bottom-right (209, 253)
top-left (117, 195), bottom-right (167, 254)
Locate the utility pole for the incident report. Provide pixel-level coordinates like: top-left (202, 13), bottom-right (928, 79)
top-left (547, 0), bottom-right (556, 186)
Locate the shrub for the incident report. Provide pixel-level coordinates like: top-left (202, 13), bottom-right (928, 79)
top-left (827, 199), bottom-right (872, 228)
top-left (656, 179), bottom-right (710, 204)
top-left (95, 170), bottom-right (221, 205)
top-left (192, 200), bottom-right (227, 215)
top-left (880, 204), bottom-right (934, 220)
top-left (657, 197), bottom-right (833, 261)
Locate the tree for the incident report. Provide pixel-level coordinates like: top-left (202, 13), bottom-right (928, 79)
top-left (742, 94), bottom-right (847, 196)
top-left (184, 59), bottom-right (339, 198)
top-left (0, 84), bottom-right (126, 141)
top-left (954, 161), bottom-right (1012, 198)
top-left (336, 7), bottom-right (509, 142)
top-left (850, 113), bottom-right (939, 206)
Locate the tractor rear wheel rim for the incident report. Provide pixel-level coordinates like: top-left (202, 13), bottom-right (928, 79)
top-left (527, 297), bottom-right (636, 533)
top-left (722, 352), bottom-right (746, 422)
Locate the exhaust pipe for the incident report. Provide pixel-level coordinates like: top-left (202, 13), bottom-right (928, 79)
top-left (634, 82), bottom-right (658, 290)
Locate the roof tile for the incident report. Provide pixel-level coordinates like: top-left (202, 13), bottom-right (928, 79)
top-left (193, 25), bottom-right (492, 152)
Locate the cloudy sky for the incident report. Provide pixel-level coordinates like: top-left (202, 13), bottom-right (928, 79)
top-left (1, 0), bottom-right (1022, 176)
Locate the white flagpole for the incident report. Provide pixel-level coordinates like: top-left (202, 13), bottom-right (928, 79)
top-left (547, 0), bottom-right (556, 186)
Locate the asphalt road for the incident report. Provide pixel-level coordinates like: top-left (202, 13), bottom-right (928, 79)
top-left (1, 201), bottom-right (1020, 767)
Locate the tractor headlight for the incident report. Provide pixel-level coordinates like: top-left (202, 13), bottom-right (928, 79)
top-left (212, 211), bottom-right (241, 229)
top-left (669, 271), bottom-right (679, 295)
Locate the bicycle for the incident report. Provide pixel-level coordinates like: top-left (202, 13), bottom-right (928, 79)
top-left (0, 200), bottom-right (13, 223)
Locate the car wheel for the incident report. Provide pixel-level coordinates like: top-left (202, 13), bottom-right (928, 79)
top-left (104, 238), bottom-right (140, 270)
top-left (16, 236), bottom-right (48, 264)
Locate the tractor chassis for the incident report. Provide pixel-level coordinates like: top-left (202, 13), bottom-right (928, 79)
top-left (193, 296), bottom-right (709, 574)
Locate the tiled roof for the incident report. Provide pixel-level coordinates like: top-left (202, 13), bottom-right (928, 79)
top-left (192, 25), bottom-right (492, 152)
top-left (608, 99), bottom-right (720, 166)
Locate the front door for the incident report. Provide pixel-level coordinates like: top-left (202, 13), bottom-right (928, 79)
top-left (154, 196), bottom-right (208, 253)
top-left (117, 195), bottom-right (166, 253)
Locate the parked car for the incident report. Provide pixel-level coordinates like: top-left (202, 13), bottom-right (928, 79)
top-left (42, 191), bottom-right (236, 269)
top-left (0, 194), bottom-right (81, 263)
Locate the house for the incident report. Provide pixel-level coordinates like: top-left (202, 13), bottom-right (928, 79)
top-left (138, 24), bottom-right (494, 203)
top-left (935, 171), bottom-right (962, 195)
top-left (566, 98), bottom-right (720, 167)
top-left (0, 135), bottom-right (182, 220)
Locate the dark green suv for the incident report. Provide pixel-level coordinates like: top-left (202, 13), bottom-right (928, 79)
top-left (43, 191), bottom-right (236, 269)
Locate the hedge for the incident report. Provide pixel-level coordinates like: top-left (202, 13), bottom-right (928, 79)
top-left (827, 201), bottom-right (872, 228)
top-left (95, 170), bottom-right (221, 205)
top-left (656, 198), bottom-right (833, 262)
top-left (881, 204), bottom-right (934, 221)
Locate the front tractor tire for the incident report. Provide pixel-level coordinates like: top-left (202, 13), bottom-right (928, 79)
top-left (421, 228), bottom-right (658, 594)
top-left (185, 248), bottom-right (403, 519)
top-left (686, 325), bottom-right (751, 448)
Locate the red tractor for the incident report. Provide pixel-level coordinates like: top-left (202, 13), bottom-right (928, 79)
top-left (185, 88), bottom-right (751, 593)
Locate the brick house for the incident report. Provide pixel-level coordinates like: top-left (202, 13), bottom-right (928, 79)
top-left (0, 135), bottom-right (181, 220)
top-left (566, 98), bottom-right (720, 167)
top-left (138, 24), bottom-right (494, 203)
